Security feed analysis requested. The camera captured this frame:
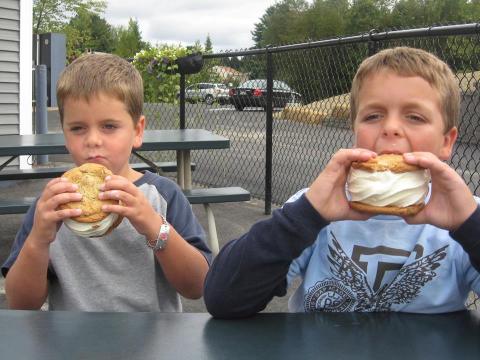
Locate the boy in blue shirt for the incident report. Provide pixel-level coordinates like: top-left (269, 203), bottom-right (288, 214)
top-left (2, 53), bottom-right (210, 311)
top-left (204, 47), bottom-right (480, 317)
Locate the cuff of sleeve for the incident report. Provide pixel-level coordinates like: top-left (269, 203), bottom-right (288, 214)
top-left (450, 205), bottom-right (480, 271)
top-left (280, 193), bottom-right (330, 249)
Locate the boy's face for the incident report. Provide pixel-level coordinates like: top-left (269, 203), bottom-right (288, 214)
top-left (353, 69), bottom-right (457, 160)
top-left (62, 93), bottom-right (144, 180)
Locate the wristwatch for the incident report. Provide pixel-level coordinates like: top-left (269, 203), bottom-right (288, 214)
top-left (146, 214), bottom-right (170, 251)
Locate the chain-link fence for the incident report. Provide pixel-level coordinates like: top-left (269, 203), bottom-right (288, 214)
top-left (142, 24), bottom-right (480, 215)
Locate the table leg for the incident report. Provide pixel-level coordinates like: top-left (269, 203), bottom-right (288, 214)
top-left (0, 156), bottom-right (18, 171)
top-left (204, 203), bottom-right (219, 256)
top-left (183, 150), bottom-right (192, 190)
top-left (176, 151), bottom-right (185, 189)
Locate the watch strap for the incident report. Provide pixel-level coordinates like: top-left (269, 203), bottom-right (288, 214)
top-left (146, 214), bottom-right (170, 251)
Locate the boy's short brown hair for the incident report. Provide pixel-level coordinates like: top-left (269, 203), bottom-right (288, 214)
top-left (350, 47), bottom-right (460, 132)
top-left (57, 53), bottom-right (143, 124)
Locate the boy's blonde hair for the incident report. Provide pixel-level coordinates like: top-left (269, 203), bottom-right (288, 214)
top-left (57, 53), bottom-right (143, 124)
top-left (350, 47), bottom-right (460, 132)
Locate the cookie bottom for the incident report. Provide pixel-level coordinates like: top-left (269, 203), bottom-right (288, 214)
top-left (349, 201), bottom-right (424, 216)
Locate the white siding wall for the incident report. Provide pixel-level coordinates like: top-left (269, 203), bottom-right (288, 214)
top-left (0, 0), bottom-right (32, 169)
top-left (0, 0), bottom-right (20, 168)
top-left (0, 0), bottom-right (20, 136)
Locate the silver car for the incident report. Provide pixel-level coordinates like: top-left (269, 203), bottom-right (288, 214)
top-left (184, 83), bottom-right (229, 105)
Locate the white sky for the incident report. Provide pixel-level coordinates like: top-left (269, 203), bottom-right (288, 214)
top-left (104, 1), bottom-right (282, 52)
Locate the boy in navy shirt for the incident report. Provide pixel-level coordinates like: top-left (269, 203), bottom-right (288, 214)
top-left (204, 47), bottom-right (480, 317)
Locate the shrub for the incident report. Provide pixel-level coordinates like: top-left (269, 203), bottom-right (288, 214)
top-left (133, 44), bottom-right (222, 104)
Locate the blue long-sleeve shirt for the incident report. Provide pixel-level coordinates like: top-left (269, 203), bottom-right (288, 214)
top-left (204, 190), bottom-right (480, 318)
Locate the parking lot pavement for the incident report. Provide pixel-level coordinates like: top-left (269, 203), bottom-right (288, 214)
top-left (0, 178), bottom-right (298, 312)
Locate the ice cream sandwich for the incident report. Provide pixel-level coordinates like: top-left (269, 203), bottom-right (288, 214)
top-left (59, 163), bottom-right (122, 237)
top-left (347, 154), bottom-right (430, 216)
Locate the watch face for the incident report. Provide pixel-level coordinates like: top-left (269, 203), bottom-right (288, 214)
top-left (155, 238), bottom-right (167, 250)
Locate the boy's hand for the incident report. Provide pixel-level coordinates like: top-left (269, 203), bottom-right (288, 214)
top-left (305, 148), bottom-right (376, 221)
top-left (403, 152), bottom-right (477, 230)
top-left (99, 175), bottom-right (159, 240)
top-left (31, 177), bottom-right (83, 245)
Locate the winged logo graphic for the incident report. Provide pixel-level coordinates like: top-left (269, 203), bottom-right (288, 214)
top-left (326, 233), bottom-right (448, 311)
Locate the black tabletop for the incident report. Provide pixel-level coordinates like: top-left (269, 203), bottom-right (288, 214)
top-left (0, 129), bottom-right (229, 156)
top-left (0, 310), bottom-right (478, 360)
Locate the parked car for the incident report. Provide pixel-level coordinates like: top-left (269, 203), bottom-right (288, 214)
top-left (229, 79), bottom-right (302, 111)
top-left (182, 83), bottom-right (230, 105)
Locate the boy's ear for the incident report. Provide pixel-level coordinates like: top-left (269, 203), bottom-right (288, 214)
top-left (439, 126), bottom-right (458, 160)
top-left (133, 115), bottom-right (145, 149)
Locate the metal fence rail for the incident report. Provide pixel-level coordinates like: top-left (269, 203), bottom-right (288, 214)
top-left (144, 23), bottom-right (480, 214)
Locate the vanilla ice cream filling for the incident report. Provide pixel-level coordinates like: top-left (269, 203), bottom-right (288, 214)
top-left (347, 169), bottom-right (430, 207)
top-left (64, 213), bottom-right (119, 237)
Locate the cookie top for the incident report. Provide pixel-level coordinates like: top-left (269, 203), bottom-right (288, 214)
top-left (59, 163), bottom-right (118, 223)
top-left (351, 154), bottom-right (423, 173)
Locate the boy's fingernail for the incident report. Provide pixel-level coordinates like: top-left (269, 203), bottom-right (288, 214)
top-left (98, 192), bottom-right (104, 199)
top-left (99, 184), bottom-right (105, 190)
top-left (105, 176), bottom-right (111, 181)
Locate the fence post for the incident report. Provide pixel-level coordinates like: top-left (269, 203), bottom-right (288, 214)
top-left (368, 29), bottom-right (378, 56)
top-left (265, 47), bottom-right (273, 215)
top-left (35, 64), bottom-right (48, 165)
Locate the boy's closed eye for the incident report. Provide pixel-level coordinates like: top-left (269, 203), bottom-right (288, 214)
top-left (362, 113), bottom-right (382, 122)
top-left (68, 125), bottom-right (85, 133)
top-left (102, 123), bottom-right (118, 131)
top-left (405, 113), bottom-right (427, 123)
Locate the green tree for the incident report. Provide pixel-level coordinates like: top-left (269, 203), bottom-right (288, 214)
top-left (390, 0), bottom-right (472, 28)
top-left (113, 18), bottom-right (149, 59)
top-left (252, 0), bottom-right (309, 47)
top-left (65, 8), bottom-right (114, 60)
top-left (33, 0), bottom-right (106, 34)
top-left (299, 0), bottom-right (349, 40)
top-left (251, 5), bottom-right (276, 47)
top-left (347, 0), bottom-right (391, 33)
top-left (390, 0), bottom-right (426, 27)
top-left (220, 56), bottom-right (242, 69)
top-left (204, 34), bottom-right (213, 54)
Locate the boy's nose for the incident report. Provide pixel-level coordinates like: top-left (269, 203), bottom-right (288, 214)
top-left (382, 116), bottom-right (402, 137)
top-left (85, 130), bottom-right (102, 146)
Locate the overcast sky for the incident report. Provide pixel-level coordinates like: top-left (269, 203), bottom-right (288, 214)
top-left (104, 1), bottom-right (282, 52)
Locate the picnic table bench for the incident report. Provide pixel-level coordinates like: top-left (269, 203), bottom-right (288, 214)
top-left (0, 130), bottom-right (251, 255)
top-left (0, 186), bottom-right (250, 255)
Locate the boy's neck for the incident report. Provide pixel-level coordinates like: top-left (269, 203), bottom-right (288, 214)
top-left (116, 165), bottom-right (143, 182)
